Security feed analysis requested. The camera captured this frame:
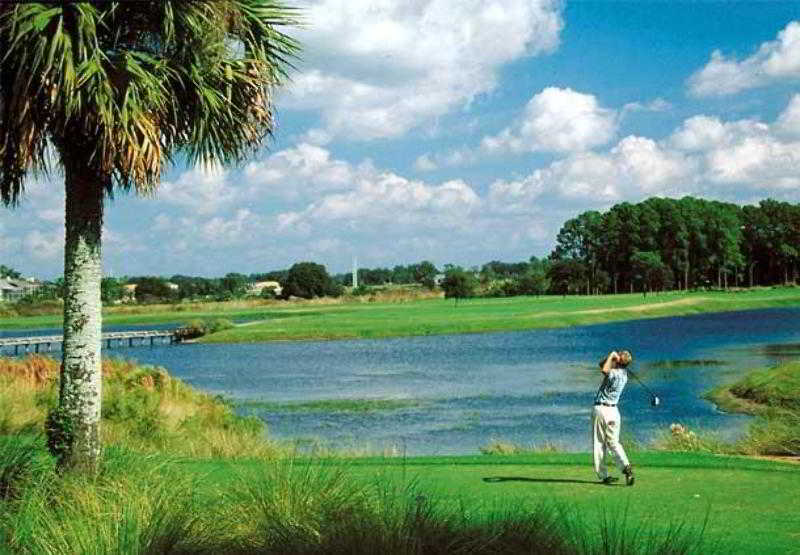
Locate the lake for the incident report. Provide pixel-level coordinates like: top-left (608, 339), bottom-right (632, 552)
top-left (4, 307), bottom-right (800, 455)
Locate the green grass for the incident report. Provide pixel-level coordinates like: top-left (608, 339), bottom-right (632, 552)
top-left (2, 356), bottom-right (799, 554)
top-left (707, 361), bottom-right (800, 414)
top-left (196, 288), bottom-right (800, 343)
top-left (702, 361), bottom-right (800, 456)
top-left (180, 451), bottom-right (800, 554)
top-left (3, 288), bottom-right (800, 344)
top-left (3, 441), bottom-right (798, 554)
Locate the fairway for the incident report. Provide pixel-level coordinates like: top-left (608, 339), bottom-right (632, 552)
top-left (188, 451), bottom-right (800, 554)
top-left (201, 289), bottom-right (800, 343)
top-left (4, 289), bottom-right (800, 343)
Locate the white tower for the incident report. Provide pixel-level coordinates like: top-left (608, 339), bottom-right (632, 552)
top-left (352, 256), bottom-right (358, 288)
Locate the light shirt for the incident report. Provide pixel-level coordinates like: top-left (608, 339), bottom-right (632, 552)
top-left (595, 368), bottom-right (628, 405)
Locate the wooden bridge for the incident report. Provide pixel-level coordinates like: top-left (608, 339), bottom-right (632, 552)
top-left (0, 330), bottom-right (178, 356)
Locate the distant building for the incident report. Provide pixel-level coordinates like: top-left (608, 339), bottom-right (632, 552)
top-left (0, 277), bottom-right (42, 301)
top-left (122, 283), bottom-right (137, 302)
top-left (248, 280), bottom-right (282, 297)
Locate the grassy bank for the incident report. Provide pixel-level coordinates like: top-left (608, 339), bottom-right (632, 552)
top-left (2, 288), bottom-right (800, 344)
top-left (701, 361), bottom-right (800, 456)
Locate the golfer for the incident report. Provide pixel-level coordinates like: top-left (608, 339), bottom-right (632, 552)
top-left (592, 350), bottom-right (635, 486)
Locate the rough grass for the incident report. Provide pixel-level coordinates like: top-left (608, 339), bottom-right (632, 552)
top-left (0, 443), bottom-right (722, 555)
top-left (688, 361), bottom-right (800, 456)
top-left (0, 355), bottom-right (277, 458)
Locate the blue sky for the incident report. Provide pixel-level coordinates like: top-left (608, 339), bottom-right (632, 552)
top-left (3, 0), bottom-right (800, 279)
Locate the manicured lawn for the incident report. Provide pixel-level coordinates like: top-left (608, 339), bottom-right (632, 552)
top-left (3, 288), bottom-right (800, 342)
top-left (203, 288), bottom-right (800, 342)
top-left (186, 451), bottom-right (800, 554)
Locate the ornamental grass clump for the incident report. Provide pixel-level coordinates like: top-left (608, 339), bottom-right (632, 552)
top-left (0, 355), bottom-right (276, 458)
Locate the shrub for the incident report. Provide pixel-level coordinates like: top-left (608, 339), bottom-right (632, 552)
top-left (207, 318), bottom-right (234, 334)
top-left (653, 423), bottom-right (728, 453)
top-left (175, 319), bottom-right (208, 340)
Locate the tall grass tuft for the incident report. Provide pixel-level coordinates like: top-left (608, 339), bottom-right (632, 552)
top-left (2, 446), bottom-right (214, 554)
top-left (565, 502), bottom-right (713, 555)
top-left (0, 355), bottom-right (279, 459)
top-left (0, 435), bottom-right (52, 503)
top-left (212, 459), bottom-right (714, 555)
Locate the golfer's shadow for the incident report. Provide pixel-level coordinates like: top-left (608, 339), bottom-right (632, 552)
top-left (483, 476), bottom-right (602, 485)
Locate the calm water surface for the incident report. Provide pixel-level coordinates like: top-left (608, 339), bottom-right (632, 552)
top-left (4, 308), bottom-right (800, 455)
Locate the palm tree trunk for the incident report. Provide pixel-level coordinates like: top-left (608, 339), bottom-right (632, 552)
top-left (58, 162), bottom-right (104, 471)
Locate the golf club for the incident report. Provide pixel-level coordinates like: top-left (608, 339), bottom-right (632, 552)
top-left (627, 370), bottom-right (660, 407)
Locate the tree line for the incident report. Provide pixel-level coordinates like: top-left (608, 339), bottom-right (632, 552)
top-left (548, 196), bottom-right (800, 295)
top-left (4, 196), bottom-right (798, 307)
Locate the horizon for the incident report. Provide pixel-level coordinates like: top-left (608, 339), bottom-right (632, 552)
top-left (2, 1), bottom-right (799, 279)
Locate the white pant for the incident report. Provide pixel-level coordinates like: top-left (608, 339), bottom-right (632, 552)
top-left (591, 405), bottom-right (630, 480)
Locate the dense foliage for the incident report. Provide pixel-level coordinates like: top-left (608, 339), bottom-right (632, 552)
top-left (550, 197), bottom-right (800, 294)
top-left (282, 262), bottom-right (342, 299)
top-left (440, 265), bottom-right (477, 301)
top-left (334, 260), bottom-right (439, 288)
top-left (5, 196), bottom-right (800, 307)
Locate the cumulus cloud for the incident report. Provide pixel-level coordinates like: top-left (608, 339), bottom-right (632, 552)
top-left (776, 94), bottom-right (800, 136)
top-left (481, 87), bottom-right (618, 154)
top-left (158, 165), bottom-right (235, 215)
top-left (285, 0), bottom-right (564, 139)
top-left (489, 95), bottom-right (800, 218)
top-left (621, 98), bottom-right (671, 116)
top-left (414, 148), bottom-right (477, 172)
top-left (278, 171), bottom-right (481, 233)
top-left (243, 142), bottom-right (357, 199)
top-left (488, 137), bottom-right (694, 215)
top-left (414, 153), bottom-right (438, 172)
top-left (688, 20), bottom-right (800, 96)
top-left (23, 229), bottom-right (63, 262)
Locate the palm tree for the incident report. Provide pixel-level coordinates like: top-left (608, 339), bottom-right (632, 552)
top-left (0, 1), bottom-right (298, 471)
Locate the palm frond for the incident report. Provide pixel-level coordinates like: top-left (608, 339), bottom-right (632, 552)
top-left (0, 0), bottom-right (301, 205)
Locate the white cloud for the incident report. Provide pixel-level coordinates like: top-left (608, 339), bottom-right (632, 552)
top-left (24, 229), bottom-right (63, 262)
top-left (243, 142), bottom-right (360, 200)
top-left (776, 94), bottom-right (800, 136)
top-left (414, 154), bottom-right (438, 172)
top-left (199, 209), bottom-right (261, 246)
top-left (488, 137), bottom-right (693, 215)
top-left (36, 208), bottom-right (63, 224)
top-left (668, 115), bottom-right (729, 151)
top-left (286, 0), bottom-right (564, 139)
top-left (481, 87), bottom-right (618, 154)
top-left (489, 96), bottom-right (800, 217)
top-left (159, 165), bottom-right (235, 215)
top-left (414, 148), bottom-right (477, 172)
top-left (688, 20), bottom-right (800, 96)
top-left (279, 172), bottom-right (481, 232)
top-left (705, 135), bottom-right (800, 186)
top-left (299, 128), bottom-right (333, 146)
top-left (621, 98), bottom-right (671, 116)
